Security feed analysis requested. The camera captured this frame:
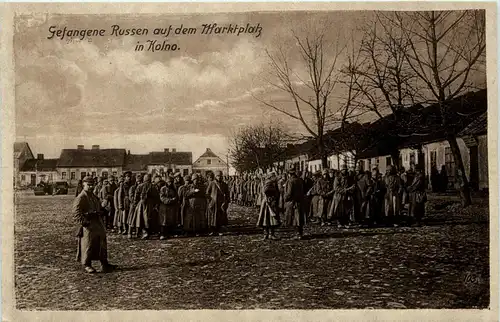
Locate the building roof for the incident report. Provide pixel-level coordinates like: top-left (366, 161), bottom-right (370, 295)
top-left (198, 148), bottom-right (219, 158)
top-left (281, 89), bottom-right (487, 161)
top-left (58, 148), bottom-right (127, 167)
top-left (458, 111), bottom-right (487, 137)
top-left (123, 154), bottom-right (150, 172)
top-left (148, 151), bottom-right (192, 165)
top-left (14, 142), bottom-right (34, 159)
top-left (20, 159), bottom-right (58, 172)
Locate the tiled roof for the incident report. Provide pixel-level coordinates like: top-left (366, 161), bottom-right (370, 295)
top-left (149, 151), bottom-right (192, 165)
top-left (123, 154), bottom-right (150, 172)
top-left (58, 149), bottom-right (127, 167)
top-left (20, 159), bottom-right (58, 172)
top-left (198, 148), bottom-right (219, 158)
top-left (458, 111), bottom-right (487, 137)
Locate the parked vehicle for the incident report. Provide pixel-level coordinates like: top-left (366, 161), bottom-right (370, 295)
top-left (52, 181), bottom-right (69, 195)
top-left (33, 182), bottom-right (53, 196)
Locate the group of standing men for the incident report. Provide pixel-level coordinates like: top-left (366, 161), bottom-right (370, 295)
top-left (72, 170), bottom-right (230, 273)
top-left (230, 163), bottom-right (428, 240)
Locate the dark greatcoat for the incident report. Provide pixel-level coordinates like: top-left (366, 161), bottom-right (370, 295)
top-left (283, 176), bottom-right (306, 227)
top-left (183, 182), bottom-right (208, 233)
top-left (257, 178), bottom-right (281, 227)
top-left (72, 190), bottom-right (107, 265)
top-left (159, 183), bottom-right (179, 228)
top-left (408, 171), bottom-right (426, 219)
top-left (117, 181), bottom-right (131, 228)
top-left (205, 180), bottom-right (229, 228)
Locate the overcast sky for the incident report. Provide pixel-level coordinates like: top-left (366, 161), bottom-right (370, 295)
top-left (14, 12), bottom-right (372, 160)
top-left (14, 11), bottom-right (485, 160)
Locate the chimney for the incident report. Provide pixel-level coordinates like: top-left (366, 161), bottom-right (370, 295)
top-left (92, 145), bottom-right (100, 150)
top-left (37, 154), bottom-right (44, 160)
top-left (164, 148), bottom-right (169, 153)
top-left (77, 145), bottom-right (84, 150)
top-left (172, 148), bottom-right (176, 153)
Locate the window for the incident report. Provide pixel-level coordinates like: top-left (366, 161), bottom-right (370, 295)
top-left (175, 168), bottom-right (180, 173)
top-left (376, 158), bottom-right (380, 165)
top-left (207, 159), bottom-right (212, 165)
top-left (183, 169), bottom-right (189, 176)
top-left (71, 172), bottom-right (76, 180)
top-left (48, 174), bottom-right (53, 182)
top-left (368, 158), bottom-right (372, 170)
top-left (62, 172), bottom-right (67, 179)
top-left (92, 171), bottom-right (96, 177)
top-left (386, 157), bottom-right (392, 166)
top-left (113, 171), bottom-right (117, 176)
top-left (409, 153), bottom-right (416, 166)
top-left (81, 172), bottom-right (87, 179)
top-left (21, 174), bottom-right (25, 181)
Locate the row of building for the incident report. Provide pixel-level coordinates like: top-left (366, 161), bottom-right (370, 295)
top-left (279, 89), bottom-right (488, 191)
top-left (13, 145), bottom-right (229, 188)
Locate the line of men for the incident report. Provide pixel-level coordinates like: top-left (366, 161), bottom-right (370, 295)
top-left (229, 163), bottom-right (427, 240)
top-left (76, 170), bottom-right (230, 240)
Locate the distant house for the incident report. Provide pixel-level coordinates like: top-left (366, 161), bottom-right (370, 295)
top-left (123, 149), bottom-right (193, 177)
top-left (192, 148), bottom-right (228, 176)
top-left (145, 148), bottom-right (193, 177)
top-left (57, 145), bottom-right (127, 186)
top-left (18, 154), bottom-right (58, 187)
top-left (14, 142), bottom-right (34, 188)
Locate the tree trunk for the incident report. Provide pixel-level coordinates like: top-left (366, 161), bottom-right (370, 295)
top-left (390, 149), bottom-right (400, 171)
top-left (317, 137), bottom-right (328, 169)
top-left (447, 135), bottom-right (472, 207)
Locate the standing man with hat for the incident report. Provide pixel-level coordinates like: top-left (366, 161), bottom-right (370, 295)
top-left (205, 170), bottom-right (230, 236)
top-left (283, 168), bottom-right (306, 239)
top-left (72, 175), bottom-right (117, 274)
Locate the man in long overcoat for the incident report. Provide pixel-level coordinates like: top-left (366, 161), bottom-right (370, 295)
top-left (117, 171), bottom-right (132, 235)
top-left (284, 169), bottom-right (306, 239)
top-left (159, 176), bottom-right (179, 239)
top-left (73, 175), bottom-right (117, 274)
top-left (205, 171), bottom-right (230, 235)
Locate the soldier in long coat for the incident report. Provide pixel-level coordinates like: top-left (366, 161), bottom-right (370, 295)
top-left (178, 175), bottom-right (192, 230)
top-left (127, 174), bottom-right (142, 238)
top-left (112, 176), bottom-right (123, 232)
top-left (384, 165), bottom-right (403, 226)
top-left (407, 165), bottom-right (427, 226)
top-left (206, 171), bottom-right (230, 235)
top-left (328, 165), bottom-right (356, 227)
top-left (184, 173), bottom-right (208, 235)
top-left (117, 171), bottom-right (132, 235)
top-left (73, 176), bottom-right (117, 274)
top-left (130, 174), bottom-right (156, 239)
top-left (307, 171), bottom-right (328, 223)
top-left (257, 172), bottom-right (281, 240)
top-left (284, 169), bottom-right (306, 239)
top-left (158, 176), bottom-right (179, 239)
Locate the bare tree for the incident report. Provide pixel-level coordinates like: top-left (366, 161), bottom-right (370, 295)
top-left (340, 13), bottom-right (420, 165)
top-left (391, 10), bottom-right (486, 206)
top-left (229, 121), bottom-right (291, 174)
top-left (255, 30), bottom-right (346, 168)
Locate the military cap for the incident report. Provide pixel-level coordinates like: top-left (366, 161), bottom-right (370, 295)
top-left (123, 171), bottom-right (132, 177)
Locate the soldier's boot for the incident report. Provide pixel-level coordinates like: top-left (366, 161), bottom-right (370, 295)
top-left (269, 228), bottom-right (280, 240)
top-left (141, 229), bottom-right (149, 240)
top-left (262, 228), bottom-right (269, 240)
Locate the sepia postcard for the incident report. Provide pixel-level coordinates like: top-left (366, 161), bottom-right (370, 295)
top-left (1, 2), bottom-right (498, 322)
